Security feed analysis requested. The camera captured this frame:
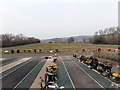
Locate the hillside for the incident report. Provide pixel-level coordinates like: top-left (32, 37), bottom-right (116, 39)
top-left (41, 35), bottom-right (92, 43)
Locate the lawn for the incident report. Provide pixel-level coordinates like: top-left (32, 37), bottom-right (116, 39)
top-left (10, 43), bottom-right (117, 51)
top-left (1, 43), bottom-right (119, 62)
top-left (1, 43), bottom-right (118, 54)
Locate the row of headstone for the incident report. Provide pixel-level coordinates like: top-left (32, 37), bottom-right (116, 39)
top-left (81, 49), bottom-right (101, 52)
top-left (4, 48), bottom-right (118, 54)
top-left (89, 48), bottom-right (119, 52)
top-left (4, 49), bottom-right (59, 54)
top-left (5, 49), bottom-right (42, 54)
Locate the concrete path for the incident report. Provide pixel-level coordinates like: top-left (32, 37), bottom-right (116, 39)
top-left (63, 56), bottom-right (103, 88)
top-left (2, 57), bottom-right (42, 89)
top-left (30, 58), bottom-right (53, 88)
top-left (0, 58), bottom-right (5, 61)
top-left (0, 57), bottom-right (31, 73)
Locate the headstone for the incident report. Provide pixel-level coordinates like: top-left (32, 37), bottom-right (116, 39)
top-left (28, 50), bottom-right (31, 53)
top-left (17, 50), bottom-right (20, 53)
top-left (34, 49), bottom-right (37, 53)
top-left (55, 49), bottom-right (58, 52)
top-left (24, 50), bottom-right (26, 53)
top-left (98, 48), bottom-right (101, 52)
top-left (11, 50), bottom-right (14, 54)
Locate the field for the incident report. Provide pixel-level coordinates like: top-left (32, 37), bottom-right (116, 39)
top-left (1, 43), bottom-right (119, 68)
top-left (1, 43), bottom-right (119, 62)
top-left (2, 43), bottom-right (118, 52)
top-left (14, 43), bottom-right (118, 49)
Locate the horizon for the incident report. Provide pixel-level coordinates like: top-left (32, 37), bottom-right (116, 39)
top-left (41, 34), bottom-right (93, 40)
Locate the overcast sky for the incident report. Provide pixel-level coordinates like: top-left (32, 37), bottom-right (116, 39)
top-left (0, 0), bottom-right (119, 39)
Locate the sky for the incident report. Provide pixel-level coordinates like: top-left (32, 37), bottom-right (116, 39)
top-left (0, 0), bottom-right (119, 39)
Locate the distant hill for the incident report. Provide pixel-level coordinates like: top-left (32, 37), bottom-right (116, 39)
top-left (41, 38), bottom-right (63, 43)
top-left (72, 35), bottom-right (92, 42)
top-left (41, 35), bottom-right (93, 43)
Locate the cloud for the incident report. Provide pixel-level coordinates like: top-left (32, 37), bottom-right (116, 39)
top-left (1, 0), bottom-right (119, 3)
top-left (0, 0), bottom-right (118, 39)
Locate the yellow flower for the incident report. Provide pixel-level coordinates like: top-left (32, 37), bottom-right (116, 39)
top-left (112, 73), bottom-right (120, 78)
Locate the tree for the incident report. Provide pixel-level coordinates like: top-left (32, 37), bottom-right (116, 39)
top-left (0, 33), bottom-right (41, 47)
top-left (67, 37), bottom-right (75, 43)
top-left (91, 27), bottom-right (119, 45)
top-left (1, 33), bottom-right (14, 47)
top-left (83, 38), bottom-right (86, 43)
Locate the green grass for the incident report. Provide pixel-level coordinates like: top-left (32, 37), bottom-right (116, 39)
top-left (2, 43), bottom-right (36, 49)
top-left (1, 43), bottom-right (118, 55)
top-left (10, 43), bottom-right (117, 50)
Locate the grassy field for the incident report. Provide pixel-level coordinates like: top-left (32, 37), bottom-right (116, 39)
top-left (1, 43), bottom-right (119, 61)
top-left (1, 43), bottom-right (118, 54)
top-left (2, 43), bottom-right (118, 51)
top-left (16, 43), bottom-right (97, 50)
top-left (12, 43), bottom-right (117, 49)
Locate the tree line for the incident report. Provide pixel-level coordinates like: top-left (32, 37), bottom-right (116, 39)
top-left (89, 27), bottom-right (120, 45)
top-left (0, 33), bottom-right (40, 47)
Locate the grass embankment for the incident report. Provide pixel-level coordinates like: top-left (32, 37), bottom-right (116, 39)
top-left (93, 52), bottom-right (119, 62)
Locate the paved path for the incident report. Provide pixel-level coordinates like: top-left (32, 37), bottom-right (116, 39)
top-left (70, 56), bottom-right (112, 88)
top-left (62, 56), bottom-right (103, 88)
top-left (57, 57), bottom-right (74, 88)
top-left (1, 57), bottom-right (44, 89)
top-left (0, 58), bottom-right (5, 61)
top-left (0, 57), bottom-right (31, 73)
top-left (30, 58), bottom-right (53, 88)
top-left (1, 54), bottom-right (120, 89)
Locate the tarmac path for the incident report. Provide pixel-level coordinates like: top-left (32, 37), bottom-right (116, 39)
top-left (61, 56), bottom-right (103, 88)
top-left (30, 58), bottom-right (53, 88)
top-left (0, 57), bottom-right (31, 73)
top-left (0, 54), bottom-right (119, 89)
top-left (1, 56), bottom-right (45, 89)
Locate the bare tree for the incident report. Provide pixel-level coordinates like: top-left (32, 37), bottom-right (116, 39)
top-left (83, 38), bottom-right (86, 43)
top-left (67, 37), bottom-right (75, 43)
top-left (0, 33), bottom-right (40, 47)
top-left (91, 27), bottom-right (119, 45)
